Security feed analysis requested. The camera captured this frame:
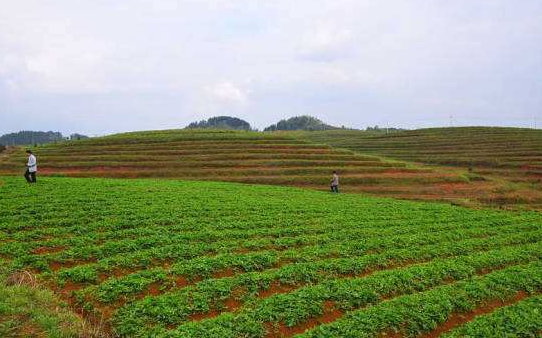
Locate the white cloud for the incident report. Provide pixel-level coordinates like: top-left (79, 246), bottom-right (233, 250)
top-left (298, 25), bottom-right (355, 62)
top-left (205, 82), bottom-right (249, 105)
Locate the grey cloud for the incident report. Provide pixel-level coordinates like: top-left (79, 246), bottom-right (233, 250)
top-left (0, 0), bottom-right (541, 135)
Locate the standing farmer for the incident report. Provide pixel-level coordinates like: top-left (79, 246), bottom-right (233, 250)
top-left (24, 150), bottom-right (37, 183)
top-left (330, 171), bottom-right (339, 193)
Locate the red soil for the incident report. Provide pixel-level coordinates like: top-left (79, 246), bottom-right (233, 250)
top-left (419, 291), bottom-right (530, 338)
top-left (176, 276), bottom-right (190, 287)
top-left (212, 268), bottom-right (236, 279)
top-left (224, 297), bottom-right (243, 311)
top-left (49, 259), bottom-right (95, 272)
top-left (186, 297), bottom-right (243, 322)
top-left (98, 267), bottom-right (140, 282)
top-left (258, 282), bottom-right (300, 299)
top-left (146, 283), bottom-right (162, 297)
top-left (266, 301), bottom-right (344, 338)
top-left (32, 246), bottom-right (65, 255)
top-left (189, 310), bottom-right (220, 322)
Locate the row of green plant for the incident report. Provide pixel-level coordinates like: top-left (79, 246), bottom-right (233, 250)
top-left (55, 222), bottom-right (540, 285)
top-left (295, 262), bottom-right (542, 338)
top-left (35, 147), bottom-right (355, 156)
top-left (27, 153), bottom-right (376, 162)
top-left (111, 241), bottom-right (542, 336)
top-left (80, 227), bottom-right (542, 305)
top-left (441, 293), bottom-right (542, 338)
top-left (3, 176), bottom-right (542, 337)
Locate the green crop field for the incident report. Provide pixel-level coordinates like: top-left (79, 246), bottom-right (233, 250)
top-left (2, 128), bottom-right (540, 209)
top-left (1, 176), bottom-right (542, 337)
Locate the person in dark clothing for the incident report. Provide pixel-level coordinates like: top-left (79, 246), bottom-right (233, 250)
top-left (330, 171), bottom-right (339, 193)
top-left (24, 150), bottom-right (37, 183)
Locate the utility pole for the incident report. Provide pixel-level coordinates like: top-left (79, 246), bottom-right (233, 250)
top-left (449, 115), bottom-right (453, 127)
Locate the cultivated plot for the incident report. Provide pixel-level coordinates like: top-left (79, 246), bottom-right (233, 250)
top-left (1, 177), bottom-right (542, 337)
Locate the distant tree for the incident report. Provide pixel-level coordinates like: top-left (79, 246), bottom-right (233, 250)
top-left (0, 145), bottom-right (5, 153)
top-left (365, 126), bottom-right (405, 133)
top-left (69, 133), bottom-right (89, 141)
top-left (0, 131), bottom-right (64, 146)
top-left (264, 116), bottom-right (339, 131)
top-left (186, 116), bottom-right (252, 130)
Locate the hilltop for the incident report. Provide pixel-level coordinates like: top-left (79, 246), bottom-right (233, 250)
top-left (264, 116), bottom-right (338, 131)
top-left (186, 116), bottom-right (252, 130)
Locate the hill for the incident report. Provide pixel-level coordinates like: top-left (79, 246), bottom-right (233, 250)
top-left (302, 127), bottom-right (542, 183)
top-left (0, 128), bottom-right (500, 206)
top-left (186, 116), bottom-right (252, 130)
top-left (1, 176), bottom-right (542, 337)
top-left (264, 116), bottom-right (338, 131)
top-left (301, 127), bottom-right (542, 208)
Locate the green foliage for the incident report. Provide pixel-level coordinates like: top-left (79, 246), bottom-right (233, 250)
top-left (186, 116), bottom-right (252, 130)
top-left (264, 116), bottom-right (338, 131)
top-left (442, 294), bottom-right (542, 338)
top-left (0, 130), bottom-right (65, 146)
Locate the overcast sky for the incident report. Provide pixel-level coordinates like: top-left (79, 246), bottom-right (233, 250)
top-left (0, 0), bottom-right (541, 136)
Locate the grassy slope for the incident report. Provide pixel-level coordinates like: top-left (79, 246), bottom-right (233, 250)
top-left (300, 127), bottom-right (542, 209)
top-left (1, 176), bottom-right (542, 337)
top-left (0, 260), bottom-right (94, 338)
top-left (0, 129), bottom-right (487, 206)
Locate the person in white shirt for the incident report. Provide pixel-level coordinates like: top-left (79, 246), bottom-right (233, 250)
top-left (24, 150), bottom-right (37, 183)
top-left (330, 171), bottom-right (339, 193)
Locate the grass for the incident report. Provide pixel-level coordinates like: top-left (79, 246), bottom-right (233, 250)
top-left (0, 260), bottom-right (103, 338)
top-left (1, 176), bottom-right (542, 337)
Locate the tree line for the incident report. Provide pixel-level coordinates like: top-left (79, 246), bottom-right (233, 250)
top-left (0, 131), bottom-right (89, 146)
top-left (185, 115), bottom-right (404, 132)
top-left (185, 115), bottom-right (340, 131)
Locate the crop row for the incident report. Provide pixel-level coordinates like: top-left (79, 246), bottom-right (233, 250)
top-left (295, 262), bottom-right (542, 338)
top-left (441, 294), bottom-right (542, 338)
top-left (6, 198), bottom-right (529, 265)
top-left (3, 185), bottom-right (525, 237)
top-left (78, 227), bottom-right (542, 305)
top-left (35, 148), bottom-right (355, 156)
top-left (110, 241), bottom-right (542, 336)
top-left (54, 223), bottom-right (542, 285)
top-left (84, 230), bottom-right (540, 308)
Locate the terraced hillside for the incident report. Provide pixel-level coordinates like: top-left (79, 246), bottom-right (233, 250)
top-left (303, 127), bottom-right (542, 181)
top-left (0, 129), bottom-right (486, 205)
top-left (1, 177), bottom-right (542, 338)
top-left (302, 127), bottom-right (542, 208)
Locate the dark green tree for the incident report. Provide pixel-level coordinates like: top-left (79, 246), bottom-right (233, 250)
top-left (264, 116), bottom-right (338, 131)
top-left (0, 131), bottom-right (64, 146)
top-left (186, 116), bottom-right (252, 130)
